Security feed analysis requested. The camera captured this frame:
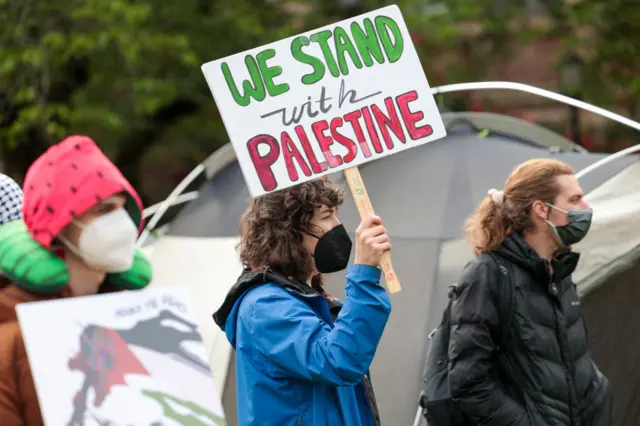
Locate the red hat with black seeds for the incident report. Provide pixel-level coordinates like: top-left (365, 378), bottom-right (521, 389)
top-left (22, 135), bottom-right (144, 248)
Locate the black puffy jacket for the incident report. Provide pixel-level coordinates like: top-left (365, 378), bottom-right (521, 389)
top-left (448, 232), bottom-right (612, 426)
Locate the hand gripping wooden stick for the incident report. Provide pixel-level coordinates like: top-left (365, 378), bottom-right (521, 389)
top-left (344, 167), bottom-right (401, 293)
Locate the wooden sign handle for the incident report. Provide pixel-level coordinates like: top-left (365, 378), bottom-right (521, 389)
top-left (344, 167), bottom-right (401, 293)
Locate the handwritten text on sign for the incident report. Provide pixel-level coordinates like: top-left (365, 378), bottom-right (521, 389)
top-left (202, 5), bottom-right (446, 197)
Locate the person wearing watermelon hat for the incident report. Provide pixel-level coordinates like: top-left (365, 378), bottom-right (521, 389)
top-left (0, 135), bottom-right (153, 426)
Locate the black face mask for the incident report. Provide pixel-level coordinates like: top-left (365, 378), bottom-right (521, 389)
top-left (546, 204), bottom-right (593, 247)
top-left (306, 224), bottom-right (352, 273)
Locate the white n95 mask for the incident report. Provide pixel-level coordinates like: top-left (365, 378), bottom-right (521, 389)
top-left (60, 208), bottom-right (138, 273)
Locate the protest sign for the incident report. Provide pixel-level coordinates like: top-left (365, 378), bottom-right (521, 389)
top-left (16, 287), bottom-right (226, 426)
top-left (202, 5), bottom-right (447, 292)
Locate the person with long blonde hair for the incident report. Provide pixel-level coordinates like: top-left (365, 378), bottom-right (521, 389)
top-left (448, 158), bottom-right (611, 425)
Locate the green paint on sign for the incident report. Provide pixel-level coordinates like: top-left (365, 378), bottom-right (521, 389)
top-left (374, 15), bottom-right (404, 63)
top-left (257, 49), bottom-right (289, 98)
top-left (221, 49), bottom-right (290, 107)
top-left (334, 26), bottom-right (363, 75)
top-left (221, 55), bottom-right (265, 107)
top-left (310, 30), bottom-right (341, 78)
top-left (221, 12), bottom-right (406, 105)
top-left (291, 37), bottom-right (326, 85)
top-left (291, 16), bottom-right (404, 86)
top-left (351, 19), bottom-right (385, 67)
top-left (143, 389), bottom-right (226, 426)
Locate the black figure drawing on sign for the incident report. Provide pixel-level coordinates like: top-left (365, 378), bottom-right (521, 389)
top-left (66, 309), bottom-right (211, 425)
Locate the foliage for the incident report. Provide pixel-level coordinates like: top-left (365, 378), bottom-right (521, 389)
top-left (0, 0), bottom-right (638, 199)
top-left (401, 0), bottom-right (640, 121)
top-left (397, 0), bottom-right (536, 84)
top-left (572, 0), bottom-right (640, 117)
top-left (0, 0), bottom-right (294, 194)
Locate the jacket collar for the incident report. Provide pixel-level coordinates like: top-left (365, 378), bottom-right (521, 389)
top-left (213, 267), bottom-right (342, 329)
top-left (0, 275), bottom-right (71, 323)
top-left (496, 233), bottom-right (579, 287)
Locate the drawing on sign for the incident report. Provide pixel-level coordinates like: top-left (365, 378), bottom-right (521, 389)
top-left (202, 5), bottom-right (447, 196)
top-left (16, 288), bottom-right (226, 426)
top-left (67, 310), bottom-right (219, 426)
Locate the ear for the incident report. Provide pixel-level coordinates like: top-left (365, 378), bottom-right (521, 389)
top-left (531, 200), bottom-right (549, 221)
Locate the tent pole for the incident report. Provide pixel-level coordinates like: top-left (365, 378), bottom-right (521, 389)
top-left (139, 144), bottom-right (239, 240)
top-left (575, 144), bottom-right (640, 180)
top-left (143, 192), bottom-right (199, 219)
top-left (137, 164), bottom-right (206, 247)
top-left (431, 82), bottom-right (640, 135)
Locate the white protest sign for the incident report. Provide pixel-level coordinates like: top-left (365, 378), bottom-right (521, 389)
top-left (202, 4), bottom-right (446, 197)
top-left (16, 287), bottom-right (226, 426)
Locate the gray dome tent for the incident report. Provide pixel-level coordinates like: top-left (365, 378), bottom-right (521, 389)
top-left (146, 113), bottom-right (638, 426)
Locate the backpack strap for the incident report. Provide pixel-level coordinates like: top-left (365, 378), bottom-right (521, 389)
top-left (419, 284), bottom-right (458, 412)
top-left (427, 284), bottom-right (458, 347)
top-left (482, 252), bottom-right (516, 350)
top-left (418, 255), bottom-right (515, 415)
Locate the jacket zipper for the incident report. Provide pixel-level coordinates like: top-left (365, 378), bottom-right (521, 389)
top-left (548, 274), bottom-right (576, 426)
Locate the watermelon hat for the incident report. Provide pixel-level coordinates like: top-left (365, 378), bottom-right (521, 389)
top-left (0, 135), bottom-right (152, 293)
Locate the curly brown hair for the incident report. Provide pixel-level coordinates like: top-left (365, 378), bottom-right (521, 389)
top-left (238, 177), bottom-right (344, 283)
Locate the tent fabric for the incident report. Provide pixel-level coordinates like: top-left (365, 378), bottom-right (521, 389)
top-left (441, 111), bottom-right (586, 153)
top-left (149, 126), bottom-right (638, 426)
top-left (168, 160), bottom-right (247, 238)
top-left (568, 162), bottom-right (640, 426)
top-left (581, 256), bottom-right (640, 426)
top-left (573, 162), bottom-right (640, 296)
top-left (168, 134), bottom-right (631, 240)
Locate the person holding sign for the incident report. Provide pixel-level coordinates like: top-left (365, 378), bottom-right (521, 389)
top-left (213, 177), bottom-right (391, 425)
top-left (438, 159), bottom-right (611, 426)
top-left (202, 5), bottom-right (449, 295)
top-left (0, 135), bottom-right (152, 426)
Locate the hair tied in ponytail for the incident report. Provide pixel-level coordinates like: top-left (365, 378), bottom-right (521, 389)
top-left (488, 188), bottom-right (505, 205)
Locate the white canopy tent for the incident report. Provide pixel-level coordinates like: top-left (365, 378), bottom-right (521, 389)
top-left (573, 162), bottom-right (640, 294)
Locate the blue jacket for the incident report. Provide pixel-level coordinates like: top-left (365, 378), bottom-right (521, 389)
top-left (214, 265), bottom-right (391, 425)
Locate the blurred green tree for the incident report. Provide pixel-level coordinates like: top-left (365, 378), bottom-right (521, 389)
top-left (1, 0), bottom-right (637, 201)
top-left (572, 0), bottom-right (640, 118)
top-left (0, 0), bottom-right (294, 200)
